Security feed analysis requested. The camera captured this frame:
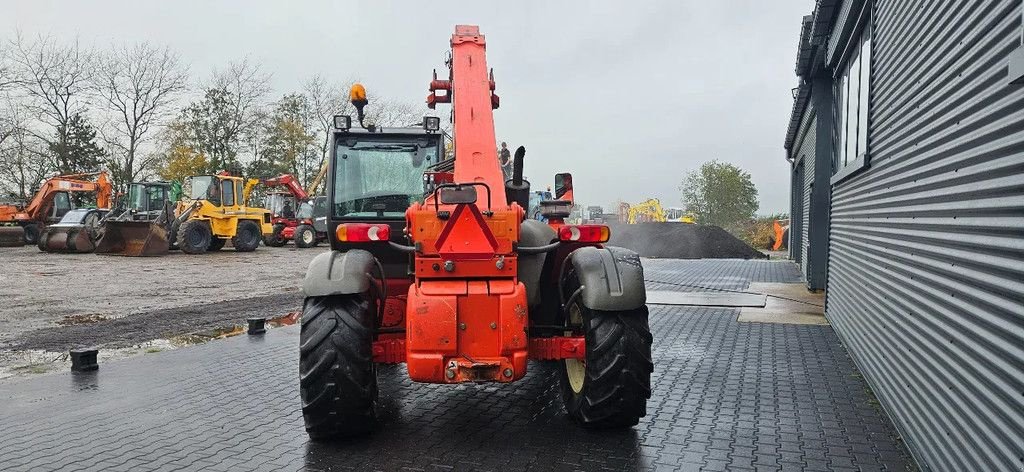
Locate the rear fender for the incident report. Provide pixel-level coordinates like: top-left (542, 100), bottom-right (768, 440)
top-left (565, 246), bottom-right (646, 311)
top-left (303, 249), bottom-right (377, 297)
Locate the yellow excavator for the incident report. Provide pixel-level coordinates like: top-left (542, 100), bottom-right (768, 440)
top-left (625, 199), bottom-right (695, 224)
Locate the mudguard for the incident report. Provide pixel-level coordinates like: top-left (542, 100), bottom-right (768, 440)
top-left (302, 249), bottom-right (377, 297)
top-left (518, 219), bottom-right (557, 307)
top-left (567, 246), bottom-right (646, 311)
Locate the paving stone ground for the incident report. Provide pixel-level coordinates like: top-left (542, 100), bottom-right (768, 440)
top-left (0, 259), bottom-right (914, 471)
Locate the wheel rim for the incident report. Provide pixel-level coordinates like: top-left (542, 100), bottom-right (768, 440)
top-left (187, 227), bottom-right (206, 247)
top-left (564, 302), bottom-right (586, 394)
top-left (302, 229), bottom-right (314, 244)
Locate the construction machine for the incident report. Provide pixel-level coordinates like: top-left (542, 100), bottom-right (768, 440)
top-left (771, 219), bottom-right (790, 251)
top-left (626, 198), bottom-right (667, 223)
top-left (0, 172), bottom-right (113, 247)
top-left (37, 208), bottom-right (110, 253)
top-left (298, 25), bottom-right (652, 439)
top-left (170, 174), bottom-right (272, 254)
top-left (94, 181), bottom-right (179, 256)
top-left (665, 207), bottom-right (697, 224)
top-left (261, 173), bottom-right (328, 248)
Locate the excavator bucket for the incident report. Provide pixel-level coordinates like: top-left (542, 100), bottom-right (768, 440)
top-left (0, 226), bottom-right (24, 247)
top-left (38, 226), bottom-right (97, 253)
top-left (94, 220), bottom-right (169, 256)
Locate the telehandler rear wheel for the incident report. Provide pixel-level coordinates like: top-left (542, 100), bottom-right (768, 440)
top-left (294, 224), bottom-right (316, 248)
top-left (177, 220), bottom-right (211, 254)
top-left (264, 224), bottom-right (287, 247)
top-left (232, 220), bottom-right (261, 252)
top-left (559, 273), bottom-right (653, 428)
top-left (299, 294), bottom-right (377, 439)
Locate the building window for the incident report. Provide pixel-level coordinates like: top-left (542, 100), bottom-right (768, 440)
top-left (834, 25), bottom-right (872, 170)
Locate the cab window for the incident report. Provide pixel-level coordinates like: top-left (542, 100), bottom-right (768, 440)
top-left (221, 179), bottom-right (235, 206)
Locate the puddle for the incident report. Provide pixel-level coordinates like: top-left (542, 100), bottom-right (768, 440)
top-left (1, 314), bottom-right (297, 381)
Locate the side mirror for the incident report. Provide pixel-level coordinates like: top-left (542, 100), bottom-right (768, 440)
top-left (555, 173), bottom-right (573, 201)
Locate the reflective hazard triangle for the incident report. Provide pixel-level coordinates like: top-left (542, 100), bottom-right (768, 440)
top-left (434, 204), bottom-right (498, 260)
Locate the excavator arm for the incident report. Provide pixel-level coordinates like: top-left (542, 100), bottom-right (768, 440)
top-left (627, 198), bottom-right (667, 224)
top-left (21, 171), bottom-right (113, 222)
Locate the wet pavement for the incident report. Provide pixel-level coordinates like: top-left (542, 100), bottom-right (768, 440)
top-left (0, 259), bottom-right (913, 471)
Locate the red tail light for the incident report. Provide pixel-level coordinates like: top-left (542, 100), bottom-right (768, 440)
top-left (336, 223), bottom-right (391, 242)
top-left (558, 225), bottom-right (610, 243)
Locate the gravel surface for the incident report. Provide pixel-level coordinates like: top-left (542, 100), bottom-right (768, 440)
top-left (0, 245), bottom-right (315, 348)
top-left (609, 223), bottom-right (768, 259)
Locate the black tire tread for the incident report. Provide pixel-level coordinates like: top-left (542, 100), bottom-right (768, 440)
top-left (294, 224), bottom-right (316, 248)
top-left (177, 220), bottom-right (210, 254)
top-left (560, 268), bottom-right (653, 429)
top-left (299, 295), bottom-right (377, 439)
top-left (232, 220), bottom-right (261, 252)
top-left (264, 224), bottom-right (287, 247)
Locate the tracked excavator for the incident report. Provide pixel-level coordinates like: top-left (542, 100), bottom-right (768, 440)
top-left (297, 25), bottom-right (652, 439)
top-left (0, 172), bottom-right (113, 249)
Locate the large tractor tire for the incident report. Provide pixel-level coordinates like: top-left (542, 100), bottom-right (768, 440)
top-left (232, 220), bottom-right (261, 252)
top-left (22, 223), bottom-right (40, 245)
top-left (264, 224), bottom-right (287, 247)
top-left (299, 295), bottom-right (377, 440)
top-left (177, 220), bottom-right (211, 254)
top-left (207, 238), bottom-right (226, 251)
top-left (294, 224), bottom-right (317, 248)
top-left (559, 272), bottom-right (653, 428)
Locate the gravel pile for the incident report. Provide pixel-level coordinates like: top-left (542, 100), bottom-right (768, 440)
top-left (607, 223), bottom-right (767, 259)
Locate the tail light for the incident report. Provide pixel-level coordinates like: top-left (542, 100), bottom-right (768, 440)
top-left (558, 225), bottom-right (610, 243)
top-left (336, 223), bottom-right (391, 242)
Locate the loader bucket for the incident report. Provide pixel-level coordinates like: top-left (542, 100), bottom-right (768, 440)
top-left (38, 226), bottom-right (96, 253)
top-left (0, 226), bottom-right (24, 247)
top-left (94, 221), bottom-right (169, 256)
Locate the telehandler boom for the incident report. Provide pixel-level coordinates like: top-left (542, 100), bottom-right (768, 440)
top-left (298, 25), bottom-right (652, 439)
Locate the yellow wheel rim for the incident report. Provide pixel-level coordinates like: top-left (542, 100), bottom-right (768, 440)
top-left (565, 302), bottom-right (585, 394)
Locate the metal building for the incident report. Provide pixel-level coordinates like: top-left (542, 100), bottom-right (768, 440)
top-left (784, 1), bottom-right (1024, 470)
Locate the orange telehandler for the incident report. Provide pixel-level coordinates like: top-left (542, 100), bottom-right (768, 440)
top-left (0, 172), bottom-right (113, 248)
top-left (298, 25), bottom-right (652, 439)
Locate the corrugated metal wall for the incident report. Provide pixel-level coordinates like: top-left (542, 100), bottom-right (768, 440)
top-left (826, 1), bottom-right (1024, 470)
top-left (790, 107), bottom-right (817, 267)
top-left (797, 111), bottom-right (817, 278)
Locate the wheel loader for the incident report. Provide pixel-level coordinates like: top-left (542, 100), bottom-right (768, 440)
top-left (94, 181), bottom-right (179, 256)
top-left (172, 174), bottom-right (273, 254)
top-left (298, 25), bottom-right (652, 439)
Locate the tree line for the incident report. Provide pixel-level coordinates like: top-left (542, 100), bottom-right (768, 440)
top-left (0, 33), bottom-right (424, 200)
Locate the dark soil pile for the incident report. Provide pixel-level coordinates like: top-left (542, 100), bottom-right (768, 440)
top-left (607, 223), bottom-right (767, 259)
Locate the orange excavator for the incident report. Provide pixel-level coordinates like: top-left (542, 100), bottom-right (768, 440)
top-left (0, 172), bottom-right (113, 248)
top-left (298, 25), bottom-right (652, 439)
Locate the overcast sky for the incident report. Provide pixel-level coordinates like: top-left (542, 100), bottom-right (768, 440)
top-left (3, 0), bottom-right (810, 214)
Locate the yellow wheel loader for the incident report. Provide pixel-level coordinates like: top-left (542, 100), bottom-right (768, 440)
top-left (171, 174), bottom-right (273, 254)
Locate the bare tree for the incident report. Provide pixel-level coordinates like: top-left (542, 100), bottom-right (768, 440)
top-left (0, 99), bottom-right (51, 199)
top-left (95, 42), bottom-right (188, 189)
top-left (211, 58), bottom-right (271, 166)
top-left (303, 75), bottom-right (349, 192)
top-left (0, 45), bottom-right (22, 92)
top-left (7, 33), bottom-right (94, 170)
